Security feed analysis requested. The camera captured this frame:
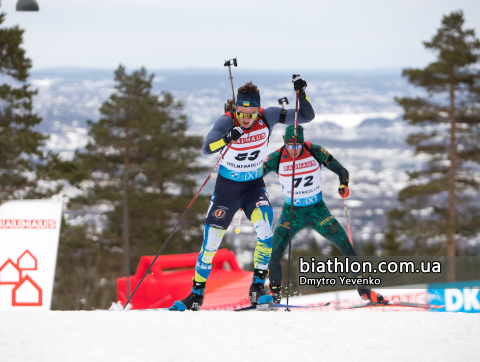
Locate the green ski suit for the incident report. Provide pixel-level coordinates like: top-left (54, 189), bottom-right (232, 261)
top-left (263, 142), bottom-right (359, 286)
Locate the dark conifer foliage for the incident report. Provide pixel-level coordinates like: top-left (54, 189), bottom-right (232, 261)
top-left (79, 65), bottom-right (207, 257)
top-left (379, 224), bottom-right (407, 256)
top-left (361, 240), bottom-right (377, 256)
top-left (0, 13), bottom-right (54, 201)
top-left (385, 11), bottom-right (480, 276)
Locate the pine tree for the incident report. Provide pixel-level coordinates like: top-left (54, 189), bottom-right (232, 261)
top-left (75, 65), bottom-right (207, 260)
top-left (387, 11), bottom-right (480, 279)
top-left (379, 220), bottom-right (408, 256)
top-left (361, 240), bottom-right (377, 256)
top-left (0, 13), bottom-right (52, 201)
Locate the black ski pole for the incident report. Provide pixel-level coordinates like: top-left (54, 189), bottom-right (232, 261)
top-left (224, 57), bottom-right (237, 112)
top-left (286, 75), bottom-right (300, 309)
top-left (278, 97), bottom-right (289, 124)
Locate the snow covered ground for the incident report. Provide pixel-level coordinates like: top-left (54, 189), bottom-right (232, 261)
top-left (1, 310), bottom-right (479, 362)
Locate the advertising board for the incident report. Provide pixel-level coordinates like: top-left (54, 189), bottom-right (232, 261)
top-left (0, 200), bottom-right (62, 310)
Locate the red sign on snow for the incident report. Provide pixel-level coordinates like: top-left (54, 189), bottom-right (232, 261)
top-left (0, 250), bottom-right (42, 307)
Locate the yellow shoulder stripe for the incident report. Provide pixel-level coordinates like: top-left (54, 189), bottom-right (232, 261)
top-left (305, 94), bottom-right (311, 105)
top-left (209, 138), bottom-right (227, 152)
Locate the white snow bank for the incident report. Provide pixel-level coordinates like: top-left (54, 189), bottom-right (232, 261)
top-left (1, 311), bottom-right (478, 362)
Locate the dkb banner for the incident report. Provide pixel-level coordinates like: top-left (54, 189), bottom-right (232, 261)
top-left (0, 200), bottom-right (62, 310)
top-left (428, 280), bottom-right (480, 313)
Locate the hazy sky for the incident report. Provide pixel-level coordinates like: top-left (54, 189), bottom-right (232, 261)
top-left (2, 0), bottom-right (480, 71)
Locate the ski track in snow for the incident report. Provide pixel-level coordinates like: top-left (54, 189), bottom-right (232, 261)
top-left (1, 311), bottom-right (478, 362)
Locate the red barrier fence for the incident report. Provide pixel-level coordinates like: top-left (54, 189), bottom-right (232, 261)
top-left (117, 249), bottom-right (253, 310)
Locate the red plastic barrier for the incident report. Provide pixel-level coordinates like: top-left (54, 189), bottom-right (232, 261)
top-left (117, 249), bottom-right (253, 310)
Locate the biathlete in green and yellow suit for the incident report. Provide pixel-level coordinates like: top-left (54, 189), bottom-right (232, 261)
top-left (263, 125), bottom-right (384, 303)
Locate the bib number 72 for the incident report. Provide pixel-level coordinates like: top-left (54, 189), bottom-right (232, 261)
top-left (294, 176), bottom-right (314, 188)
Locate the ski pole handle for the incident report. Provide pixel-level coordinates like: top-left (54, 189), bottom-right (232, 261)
top-left (293, 74), bottom-right (300, 94)
top-left (224, 58), bottom-right (237, 67)
top-left (278, 97), bottom-right (289, 109)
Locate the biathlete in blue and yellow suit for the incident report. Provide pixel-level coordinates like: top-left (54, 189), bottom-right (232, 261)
top-left (171, 76), bottom-right (315, 310)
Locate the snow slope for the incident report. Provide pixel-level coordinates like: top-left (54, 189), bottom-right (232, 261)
top-left (1, 311), bottom-right (478, 362)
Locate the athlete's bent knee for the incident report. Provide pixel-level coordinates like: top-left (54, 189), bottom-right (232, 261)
top-left (195, 224), bottom-right (226, 282)
top-left (201, 224), bottom-right (226, 258)
top-left (251, 206), bottom-right (273, 241)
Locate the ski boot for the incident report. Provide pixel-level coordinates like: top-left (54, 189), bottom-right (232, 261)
top-left (269, 284), bottom-right (282, 304)
top-left (249, 269), bottom-right (271, 305)
top-left (357, 286), bottom-right (385, 303)
top-left (169, 280), bottom-right (205, 311)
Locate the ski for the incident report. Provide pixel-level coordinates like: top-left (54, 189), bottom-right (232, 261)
top-left (234, 302), bottom-right (330, 312)
top-left (93, 301), bottom-right (331, 312)
top-left (93, 308), bottom-right (169, 312)
top-left (344, 301), bottom-right (444, 310)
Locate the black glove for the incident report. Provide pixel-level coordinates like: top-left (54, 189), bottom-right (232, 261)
top-left (223, 126), bottom-right (244, 144)
top-left (292, 74), bottom-right (307, 94)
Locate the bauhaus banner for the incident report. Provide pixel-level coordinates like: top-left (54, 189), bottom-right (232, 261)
top-left (0, 200), bottom-right (62, 310)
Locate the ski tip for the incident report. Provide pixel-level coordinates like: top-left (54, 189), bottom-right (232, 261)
top-left (233, 305), bottom-right (257, 312)
top-left (168, 301), bottom-right (187, 312)
top-left (343, 301), bottom-right (445, 310)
